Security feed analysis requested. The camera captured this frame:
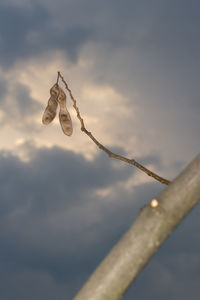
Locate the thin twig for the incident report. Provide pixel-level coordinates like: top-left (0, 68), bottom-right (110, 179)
top-left (57, 71), bottom-right (171, 186)
top-left (56, 72), bottom-right (59, 85)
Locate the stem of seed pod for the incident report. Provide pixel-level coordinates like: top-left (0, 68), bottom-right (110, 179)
top-left (56, 72), bottom-right (60, 85)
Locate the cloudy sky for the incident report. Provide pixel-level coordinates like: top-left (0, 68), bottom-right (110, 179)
top-left (0, 0), bottom-right (199, 299)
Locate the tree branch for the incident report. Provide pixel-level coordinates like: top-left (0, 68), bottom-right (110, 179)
top-left (73, 152), bottom-right (200, 300)
top-left (58, 72), bottom-right (170, 186)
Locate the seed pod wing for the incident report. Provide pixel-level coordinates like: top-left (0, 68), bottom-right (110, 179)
top-left (57, 86), bottom-right (73, 136)
top-left (59, 107), bottom-right (73, 136)
top-left (57, 86), bottom-right (67, 107)
top-left (42, 83), bottom-right (60, 125)
top-left (42, 96), bottom-right (58, 124)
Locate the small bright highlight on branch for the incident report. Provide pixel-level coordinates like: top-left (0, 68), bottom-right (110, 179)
top-left (151, 199), bottom-right (159, 208)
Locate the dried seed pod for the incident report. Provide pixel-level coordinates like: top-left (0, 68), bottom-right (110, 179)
top-left (42, 83), bottom-right (73, 136)
top-left (42, 84), bottom-right (60, 125)
top-left (59, 107), bottom-right (73, 136)
top-left (57, 86), bottom-right (73, 136)
top-left (50, 83), bottom-right (60, 99)
top-left (42, 97), bottom-right (58, 124)
top-left (57, 86), bottom-right (67, 108)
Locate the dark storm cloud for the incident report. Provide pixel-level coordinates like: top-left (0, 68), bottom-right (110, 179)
top-left (86, 0), bottom-right (200, 107)
top-left (0, 143), bottom-right (132, 217)
top-left (50, 0), bottom-right (199, 116)
top-left (0, 80), bottom-right (42, 130)
top-left (0, 143), bottom-right (199, 299)
top-left (70, 0), bottom-right (200, 162)
top-left (133, 0), bottom-right (200, 110)
top-left (10, 83), bottom-right (41, 116)
top-left (1, 0), bottom-right (200, 98)
top-left (0, 77), bottom-right (8, 98)
top-left (0, 144), bottom-right (134, 270)
top-left (0, 143), bottom-right (138, 298)
top-left (0, 3), bottom-right (50, 67)
top-left (0, 1), bottom-right (93, 67)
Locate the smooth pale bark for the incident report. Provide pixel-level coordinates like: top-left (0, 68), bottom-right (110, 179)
top-left (73, 153), bottom-right (200, 300)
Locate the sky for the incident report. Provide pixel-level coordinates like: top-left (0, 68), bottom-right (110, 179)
top-left (0, 0), bottom-right (199, 299)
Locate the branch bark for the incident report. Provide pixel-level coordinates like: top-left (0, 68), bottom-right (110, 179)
top-left (73, 152), bottom-right (200, 300)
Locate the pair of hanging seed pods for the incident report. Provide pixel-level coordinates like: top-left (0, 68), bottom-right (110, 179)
top-left (42, 83), bottom-right (73, 136)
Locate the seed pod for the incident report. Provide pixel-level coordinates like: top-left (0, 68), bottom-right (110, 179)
top-left (42, 84), bottom-right (60, 125)
top-left (50, 83), bottom-right (60, 99)
top-left (42, 97), bottom-right (58, 124)
top-left (57, 87), bottom-right (67, 108)
top-left (57, 87), bottom-right (73, 136)
top-left (59, 107), bottom-right (73, 136)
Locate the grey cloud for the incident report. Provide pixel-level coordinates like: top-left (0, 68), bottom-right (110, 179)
top-left (1, 0), bottom-right (200, 107)
top-left (0, 2), bottom-right (93, 67)
top-left (0, 3), bottom-right (50, 67)
top-left (0, 77), bottom-right (8, 98)
top-left (12, 84), bottom-right (41, 115)
top-left (74, 0), bottom-right (200, 164)
top-left (0, 143), bottom-right (136, 297)
top-left (0, 80), bottom-right (42, 131)
top-left (83, 0), bottom-right (200, 106)
top-left (50, 26), bottom-right (93, 62)
top-left (0, 143), bottom-right (199, 299)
